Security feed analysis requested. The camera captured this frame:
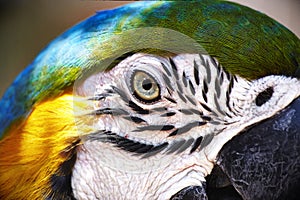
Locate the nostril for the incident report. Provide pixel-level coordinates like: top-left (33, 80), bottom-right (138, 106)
top-left (255, 87), bottom-right (274, 106)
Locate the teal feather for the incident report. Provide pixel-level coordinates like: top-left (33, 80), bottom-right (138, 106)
top-left (0, 0), bottom-right (299, 137)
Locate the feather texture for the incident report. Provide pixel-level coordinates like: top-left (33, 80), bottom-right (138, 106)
top-left (0, 93), bottom-right (90, 199)
top-left (0, 1), bottom-right (299, 198)
top-left (0, 1), bottom-right (299, 137)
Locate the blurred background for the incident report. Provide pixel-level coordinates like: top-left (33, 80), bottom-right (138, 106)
top-left (0, 0), bottom-right (299, 97)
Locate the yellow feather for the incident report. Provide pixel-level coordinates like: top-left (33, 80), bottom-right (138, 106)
top-left (0, 92), bottom-right (93, 199)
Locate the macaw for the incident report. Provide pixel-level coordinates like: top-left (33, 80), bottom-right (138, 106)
top-left (0, 1), bottom-right (299, 200)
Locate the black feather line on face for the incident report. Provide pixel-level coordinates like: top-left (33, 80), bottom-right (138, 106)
top-left (170, 58), bottom-right (179, 80)
top-left (111, 85), bottom-right (129, 102)
top-left (190, 108), bottom-right (203, 116)
top-left (88, 93), bottom-right (110, 101)
top-left (190, 136), bottom-right (203, 153)
top-left (123, 116), bottom-right (147, 124)
top-left (194, 60), bottom-right (200, 85)
top-left (128, 100), bottom-right (150, 114)
top-left (177, 80), bottom-right (184, 94)
top-left (164, 96), bottom-right (177, 104)
top-left (168, 121), bottom-right (207, 137)
top-left (141, 143), bottom-right (168, 158)
top-left (93, 108), bottom-right (129, 116)
top-left (175, 138), bottom-right (194, 154)
top-left (179, 109), bottom-right (196, 115)
top-left (220, 71), bottom-right (224, 85)
top-left (182, 71), bottom-right (188, 87)
top-left (162, 73), bottom-right (175, 92)
top-left (160, 112), bottom-right (176, 117)
top-left (215, 77), bottom-right (221, 99)
top-left (204, 59), bottom-right (212, 84)
top-left (48, 140), bottom-right (80, 200)
top-left (203, 79), bottom-right (208, 94)
top-left (188, 80), bottom-right (196, 95)
top-left (161, 62), bottom-right (172, 77)
top-left (200, 102), bottom-right (212, 112)
top-left (177, 91), bottom-right (187, 103)
top-left (134, 125), bottom-right (175, 132)
top-left (166, 140), bottom-right (185, 154)
top-left (202, 90), bottom-right (208, 103)
top-left (88, 129), bottom-right (204, 157)
top-left (98, 132), bottom-right (169, 157)
top-left (185, 95), bottom-right (197, 106)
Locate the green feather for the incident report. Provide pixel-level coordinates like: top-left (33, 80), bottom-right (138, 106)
top-left (1, 0), bottom-right (299, 136)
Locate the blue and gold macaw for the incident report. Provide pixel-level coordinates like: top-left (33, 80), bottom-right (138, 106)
top-left (0, 1), bottom-right (299, 199)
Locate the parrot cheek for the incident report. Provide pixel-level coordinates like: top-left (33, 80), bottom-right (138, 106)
top-left (71, 139), bottom-right (211, 200)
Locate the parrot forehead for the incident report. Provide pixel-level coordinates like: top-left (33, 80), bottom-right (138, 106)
top-left (80, 0), bottom-right (299, 79)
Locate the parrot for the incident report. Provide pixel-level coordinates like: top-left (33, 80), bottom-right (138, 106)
top-left (0, 1), bottom-right (299, 200)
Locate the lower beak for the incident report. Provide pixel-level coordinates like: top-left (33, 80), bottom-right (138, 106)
top-left (214, 96), bottom-right (300, 199)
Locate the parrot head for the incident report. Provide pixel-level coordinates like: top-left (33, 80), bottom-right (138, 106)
top-left (0, 1), bottom-right (299, 199)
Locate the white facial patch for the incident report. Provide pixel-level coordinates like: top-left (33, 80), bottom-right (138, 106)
top-left (72, 53), bottom-right (300, 199)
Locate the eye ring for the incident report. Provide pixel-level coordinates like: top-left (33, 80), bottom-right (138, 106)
top-left (130, 70), bottom-right (161, 103)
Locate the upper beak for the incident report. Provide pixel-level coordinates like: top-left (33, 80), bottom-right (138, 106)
top-left (214, 96), bottom-right (300, 199)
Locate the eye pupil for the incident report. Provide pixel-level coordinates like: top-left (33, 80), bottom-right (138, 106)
top-left (142, 79), bottom-right (153, 90)
top-left (131, 70), bottom-right (161, 103)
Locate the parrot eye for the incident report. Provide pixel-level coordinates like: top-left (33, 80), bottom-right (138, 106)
top-left (131, 70), bottom-right (161, 103)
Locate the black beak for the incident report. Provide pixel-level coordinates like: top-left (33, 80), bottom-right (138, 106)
top-left (210, 96), bottom-right (300, 200)
top-left (170, 96), bottom-right (300, 200)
